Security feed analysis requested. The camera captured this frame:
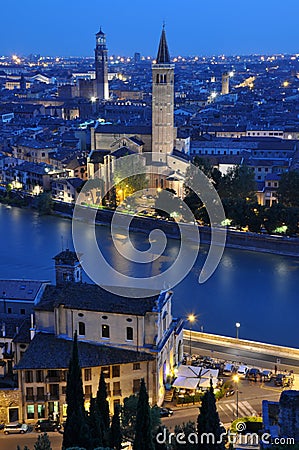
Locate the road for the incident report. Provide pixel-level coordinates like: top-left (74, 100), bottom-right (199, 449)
top-left (185, 339), bottom-right (299, 373)
top-left (162, 378), bottom-right (282, 429)
top-left (0, 431), bottom-right (62, 450)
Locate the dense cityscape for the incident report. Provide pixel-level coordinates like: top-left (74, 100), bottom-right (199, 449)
top-left (0, 9), bottom-right (299, 450)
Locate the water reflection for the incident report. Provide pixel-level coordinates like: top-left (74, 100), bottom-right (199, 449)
top-left (0, 205), bottom-right (299, 346)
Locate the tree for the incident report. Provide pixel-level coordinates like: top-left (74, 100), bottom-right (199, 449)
top-left (218, 165), bottom-right (257, 202)
top-left (113, 154), bottom-right (148, 201)
top-left (122, 395), bottom-right (161, 441)
top-left (34, 433), bottom-right (52, 450)
top-left (197, 382), bottom-right (225, 450)
top-left (89, 371), bottom-right (111, 446)
top-left (96, 371), bottom-right (110, 432)
top-left (109, 404), bottom-right (122, 450)
top-left (62, 331), bottom-right (92, 450)
top-left (191, 156), bottom-right (222, 190)
top-left (133, 379), bottom-right (155, 450)
top-left (36, 192), bottom-right (53, 215)
top-left (277, 171), bottom-right (299, 207)
top-left (172, 421), bottom-right (198, 449)
top-left (85, 177), bottom-right (104, 205)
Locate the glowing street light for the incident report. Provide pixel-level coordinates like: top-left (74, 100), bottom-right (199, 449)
top-left (188, 314), bottom-right (196, 357)
top-left (232, 374), bottom-right (240, 417)
top-left (91, 96), bottom-right (97, 103)
top-left (236, 322), bottom-right (241, 339)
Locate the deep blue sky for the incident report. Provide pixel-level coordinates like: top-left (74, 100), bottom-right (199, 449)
top-left (1, 0), bottom-right (299, 57)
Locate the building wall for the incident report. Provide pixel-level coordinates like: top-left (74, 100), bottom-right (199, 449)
top-left (92, 131), bottom-right (152, 153)
top-left (18, 359), bottom-right (155, 421)
top-left (0, 389), bottom-right (22, 423)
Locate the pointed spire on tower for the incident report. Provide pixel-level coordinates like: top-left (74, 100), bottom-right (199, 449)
top-left (156, 25), bottom-right (170, 64)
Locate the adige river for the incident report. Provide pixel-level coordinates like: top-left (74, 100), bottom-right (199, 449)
top-left (0, 204), bottom-right (298, 348)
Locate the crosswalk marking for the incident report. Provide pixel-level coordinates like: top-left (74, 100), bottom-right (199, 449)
top-left (218, 401), bottom-right (258, 417)
top-left (243, 401), bottom-right (257, 416)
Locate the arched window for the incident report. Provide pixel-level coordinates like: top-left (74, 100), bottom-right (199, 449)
top-left (78, 322), bottom-right (85, 336)
top-left (156, 74), bottom-right (159, 84)
top-left (164, 74), bottom-right (167, 83)
top-left (126, 327), bottom-right (133, 341)
top-left (102, 324), bottom-right (110, 338)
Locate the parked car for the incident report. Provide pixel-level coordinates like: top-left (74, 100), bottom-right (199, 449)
top-left (237, 365), bottom-right (249, 379)
top-left (4, 422), bottom-right (28, 435)
top-left (225, 389), bottom-right (235, 397)
top-left (262, 370), bottom-right (273, 382)
top-left (246, 368), bottom-right (261, 381)
top-left (34, 419), bottom-right (61, 433)
top-left (275, 374), bottom-right (293, 387)
top-left (159, 407), bottom-right (174, 417)
top-left (222, 363), bottom-right (235, 376)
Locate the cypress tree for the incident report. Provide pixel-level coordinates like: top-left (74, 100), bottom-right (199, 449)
top-left (96, 370), bottom-right (110, 431)
top-left (62, 331), bottom-right (92, 450)
top-left (133, 378), bottom-right (154, 450)
top-left (109, 404), bottom-right (122, 450)
top-left (89, 395), bottom-right (105, 448)
top-left (197, 381), bottom-right (225, 450)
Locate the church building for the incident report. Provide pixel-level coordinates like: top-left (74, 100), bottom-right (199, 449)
top-left (14, 250), bottom-right (184, 422)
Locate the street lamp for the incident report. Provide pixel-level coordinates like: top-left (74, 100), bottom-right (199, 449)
top-left (236, 322), bottom-right (240, 339)
top-left (187, 314), bottom-right (196, 358)
top-left (233, 374), bottom-right (239, 418)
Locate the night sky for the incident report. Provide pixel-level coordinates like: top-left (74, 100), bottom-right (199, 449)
top-left (1, 0), bottom-right (299, 57)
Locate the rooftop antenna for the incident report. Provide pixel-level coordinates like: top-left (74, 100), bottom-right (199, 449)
top-left (61, 236), bottom-right (64, 251)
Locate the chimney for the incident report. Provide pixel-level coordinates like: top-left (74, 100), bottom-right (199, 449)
top-left (30, 314), bottom-right (35, 340)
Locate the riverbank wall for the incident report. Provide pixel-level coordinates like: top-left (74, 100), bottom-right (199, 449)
top-left (52, 201), bottom-right (299, 257)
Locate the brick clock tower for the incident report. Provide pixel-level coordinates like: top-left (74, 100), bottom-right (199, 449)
top-left (95, 28), bottom-right (109, 101)
top-left (152, 26), bottom-right (175, 163)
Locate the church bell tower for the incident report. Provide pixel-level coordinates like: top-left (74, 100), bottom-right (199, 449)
top-left (95, 28), bottom-right (109, 100)
top-left (152, 26), bottom-right (174, 163)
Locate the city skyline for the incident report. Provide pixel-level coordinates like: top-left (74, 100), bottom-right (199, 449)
top-left (1, 0), bottom-right (299, 57)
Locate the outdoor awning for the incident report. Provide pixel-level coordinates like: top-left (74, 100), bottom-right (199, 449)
top-left (172, 376), bottom-right (199, 390)
top-left (177, 365), bottom-right (201, 378)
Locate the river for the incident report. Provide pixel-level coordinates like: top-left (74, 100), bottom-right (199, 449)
top-left (0, 204), bottom-right (298, 348)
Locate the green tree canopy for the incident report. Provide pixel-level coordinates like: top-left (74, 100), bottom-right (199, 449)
top-left (218, 165), bottom-right (257, 202)
top-left (34, 433), bottom-right (52, 450)
top-left (277, 170), bottom-right (299, 208)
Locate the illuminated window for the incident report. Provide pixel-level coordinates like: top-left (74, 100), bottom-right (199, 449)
top-left (102, 324), bottom-right (110, 338)
top-left (27, 404), bottom-right (34, 419)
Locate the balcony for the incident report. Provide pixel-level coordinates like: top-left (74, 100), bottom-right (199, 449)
top-left (113, 389), bottom-right (122, 396)
top-left (25, 395), bottom-right (35, 402)
top-left (46, 376), bottom-right (60, 383)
